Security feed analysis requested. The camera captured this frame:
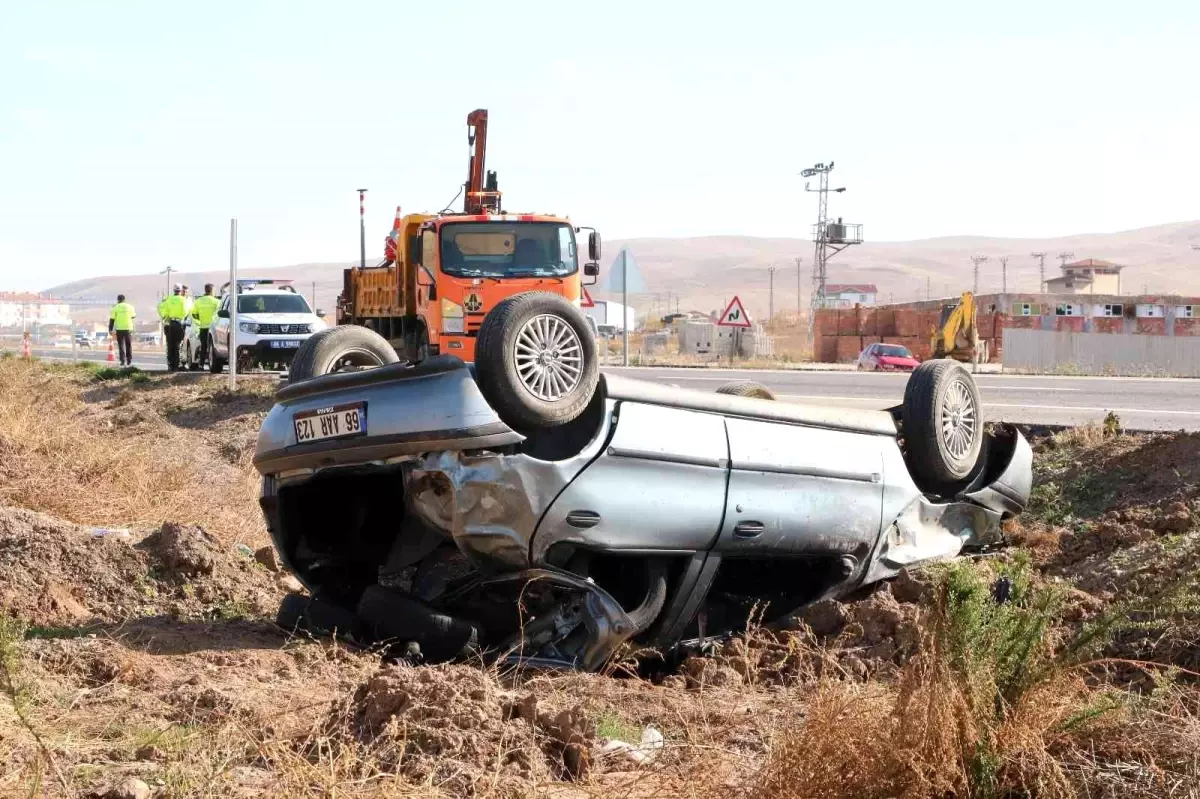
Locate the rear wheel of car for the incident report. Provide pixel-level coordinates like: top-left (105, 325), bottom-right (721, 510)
top-left (208, 334), bottom-right (225, 373)
top-left (715, 380), bottom-right (776, 400)
top-left (475, 292), bottom-right (599, 430)
top-left (902, 359), bottom-right (984, 484)
top-left (288, 326), bottom-right (400, 383)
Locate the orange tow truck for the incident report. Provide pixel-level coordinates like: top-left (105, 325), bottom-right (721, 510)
top-left (337, 109), bottom-right (601, 363)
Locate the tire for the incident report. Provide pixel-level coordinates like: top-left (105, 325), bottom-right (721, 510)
top-left (288, 326), bottom-right (400, 383)
top-left (209, 334), bottom-right (226, 374)
top-left (902, 359), bottom-right (984, 484)
top-left (275, 592), bottom-right (357, 638)
top-left (474, 292), bottom-right (599, 430)
top-left (356, 585), bottom-right (480, 663)
top-left (715, 380), bottom-right (776, 400)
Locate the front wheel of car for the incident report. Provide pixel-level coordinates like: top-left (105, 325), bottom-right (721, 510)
top-left (288, 326), bottom-right (400, 383)
top-left (475, 292), bottom-right (599, 430)
top-left (715, 380), bottom-right (776, 400)
top-left (902, 359), bottom-right (983, 485)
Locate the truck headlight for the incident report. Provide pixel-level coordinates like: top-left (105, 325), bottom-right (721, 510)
top-left (442, 298), bottom-right (464, 334)
top-left (239, 322), bottom-right (258, 334)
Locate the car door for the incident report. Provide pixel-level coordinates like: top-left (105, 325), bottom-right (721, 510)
top-left (212, 295), bottom-right (230, 355)
top-left (531, 401), bottom-right (730, 564)
top-left (716, 417), bottom-right (886, 561)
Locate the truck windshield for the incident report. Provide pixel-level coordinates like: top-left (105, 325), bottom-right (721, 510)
top-left (439, 222), bottom-right (577, 278)
top-left (237, 293), bottom-right (311, 314)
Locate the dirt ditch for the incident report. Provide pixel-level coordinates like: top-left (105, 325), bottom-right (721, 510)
top-left (1, 363), bottom-right (1199, 797)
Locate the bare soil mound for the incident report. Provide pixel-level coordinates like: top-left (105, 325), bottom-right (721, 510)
top-left (0, 507), bottom-right (279, 628)
top-left (313, 664), bottom-right (597, 794)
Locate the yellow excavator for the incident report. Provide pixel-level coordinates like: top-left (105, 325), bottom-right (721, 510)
top-left (930, 291), bottom-right (984, 363)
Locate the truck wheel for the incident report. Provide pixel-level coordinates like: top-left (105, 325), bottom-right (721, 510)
top-left (902, 359), bottom-right (983, 484)
top-left (715, 380), bottom-right (776, 400)
top-left (475, 292), bottom-right (599, 430)
top-left (289, 326), bottom-right (399, 383)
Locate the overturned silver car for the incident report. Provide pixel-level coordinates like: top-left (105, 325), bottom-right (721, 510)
top-left (254, 293), bottom-right (1031, 670)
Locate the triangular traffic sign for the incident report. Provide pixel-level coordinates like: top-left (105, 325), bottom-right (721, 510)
top-left (717, 295), bottom-right (752, 328)
top-left (580, 287), bottom-right (595, 308)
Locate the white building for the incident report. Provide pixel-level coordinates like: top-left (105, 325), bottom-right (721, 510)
top-left (0, 293), bottom-right (72, 328)
top-left (824, 283), bottom-right (878, 308)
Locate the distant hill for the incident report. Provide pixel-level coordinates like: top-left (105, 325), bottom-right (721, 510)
top-left (46, 220), bottom-right (1200, 324)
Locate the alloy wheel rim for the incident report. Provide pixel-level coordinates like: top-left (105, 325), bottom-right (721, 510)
top-left (940, 378), bottom-right (977, 460)
top-left (514, 314), bottom-right (583, 401)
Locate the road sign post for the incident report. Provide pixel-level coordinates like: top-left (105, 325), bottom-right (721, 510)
top-left (717, 295), bottom-right (752, 364)
top-left (229, 219), bottom-right (238, 390)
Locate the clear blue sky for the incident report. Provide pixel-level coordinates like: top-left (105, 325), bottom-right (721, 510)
top-left (1, 0), bottom-right (1197, 290)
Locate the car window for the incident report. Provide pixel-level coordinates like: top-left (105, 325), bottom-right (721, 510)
top-left (878, 345), bottom-right (913, 357)
top-left (237, 293), bottom-right (311, 314)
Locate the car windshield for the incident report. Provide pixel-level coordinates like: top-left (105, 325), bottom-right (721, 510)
top-left (237, 293), bottom-right (311, 314)
top-left (878, 345), bottom-right (913, 357)
top-left (439, 222), bottom-right (577, 278)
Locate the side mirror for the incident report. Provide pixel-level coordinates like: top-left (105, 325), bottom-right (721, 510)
top-left (316, 308), bottom-right (326, 318)
top-left (584, 262), bottom-right (599, 277)
top-left (588, 230), bottom-right (602, 262)
top-left (217, 309), bottom-right (230, 319)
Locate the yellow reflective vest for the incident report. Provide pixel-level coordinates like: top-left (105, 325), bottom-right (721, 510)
top-left (191, 294), bottom-right (220, 328)
top-left (162, 294), bottom-right (188, 321)
top-left (109, 302), bottom-right (136, 331)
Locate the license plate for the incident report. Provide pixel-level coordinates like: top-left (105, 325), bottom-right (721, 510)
top-left (293, 402), bottom-right (367, 444)
top-left (271, 340), bottom-right (301, 349)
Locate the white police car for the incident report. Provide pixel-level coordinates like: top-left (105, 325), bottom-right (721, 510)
top-left (208, 279), bottom-right (327, 373)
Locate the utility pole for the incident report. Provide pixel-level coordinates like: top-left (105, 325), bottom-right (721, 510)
top-left (926, 276), bottom-right (931, 301)
top-left (970, 255), bottom-right (989, 295)
top-left (311, 281), bottom-right (317, 310)
top-left (795, 256), bottom-right (803, 322)
top-left (1058, 251), bottom-right (1075, 268)
top-left (1030, 251), bottom-right (1047, 293)
top-left (802, 161), bottom-right (861, 333)
top-left (768, 266), bottom-right (776, 323)
top-left (999, 256), bottom-right (1009, 296)
top-left (161, 265), bottom-right (175, 296)
top-left (357, 188), bottom-right (369, 269)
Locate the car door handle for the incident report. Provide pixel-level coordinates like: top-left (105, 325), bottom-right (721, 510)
top-left (566, 511), bottom-right (601, 529)
top-left (733, 521), bottom-right (765, 539)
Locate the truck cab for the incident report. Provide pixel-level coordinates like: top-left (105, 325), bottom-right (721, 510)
top-left (335, 110), bottom-right (600, 366)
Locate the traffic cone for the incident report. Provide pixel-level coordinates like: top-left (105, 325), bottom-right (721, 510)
top-left (106, 337), bottom-right (116, 363)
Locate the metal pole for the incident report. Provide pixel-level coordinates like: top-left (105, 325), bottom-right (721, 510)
top-left (229, 219), bottom-right (238, 390)
top-left (926, 276), bottom-right (931, 301)
top-left (358, 189), bottom-right (368, 270)
top-left (768, 266), bottom-right (775, 323)
top-left (311, 281), bottom-right (317, 310)
top-left (1000, 256), bottom-right (1008, 296)
top-left (795, 257), bottom-right (802, 322)
top-left (621, 250), bottom-right (629, 367)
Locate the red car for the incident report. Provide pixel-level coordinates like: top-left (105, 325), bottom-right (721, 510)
top-left (856, 343), bottom-right (920, 371)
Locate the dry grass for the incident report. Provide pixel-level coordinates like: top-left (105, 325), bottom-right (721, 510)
top-left (0, 359), bottom-right (271, 547)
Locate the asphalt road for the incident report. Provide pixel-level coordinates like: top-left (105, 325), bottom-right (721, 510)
top-left (27, 346), bottom-right (1200, 431)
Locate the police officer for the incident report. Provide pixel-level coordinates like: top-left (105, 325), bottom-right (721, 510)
top-left (161, 284), bottom-right (188, 371)
top-left (108, 294), bottom-right (137, 366)
top-left (191, 283), bottom-right (220, 367)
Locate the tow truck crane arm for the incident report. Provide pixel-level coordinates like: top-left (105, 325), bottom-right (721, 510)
top-left (465, 109), bottom-right (501, 214)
